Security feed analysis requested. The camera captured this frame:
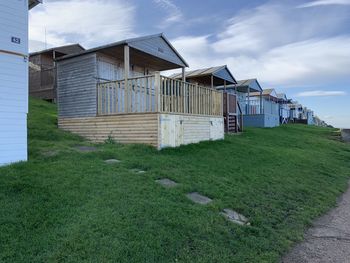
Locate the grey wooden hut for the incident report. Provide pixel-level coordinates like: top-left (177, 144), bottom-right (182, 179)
top-left (56, 34), bottom-right (225, 149)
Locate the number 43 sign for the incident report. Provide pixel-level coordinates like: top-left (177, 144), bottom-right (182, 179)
top-left (11, 37), bottom-right (21, 44)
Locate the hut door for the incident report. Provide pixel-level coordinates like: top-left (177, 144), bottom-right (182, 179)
top-left (224, 93), bottom-right (240, 133)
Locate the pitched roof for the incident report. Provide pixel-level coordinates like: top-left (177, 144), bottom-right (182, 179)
top-left (29, 44), bottom-right (85, 57)
top-left (29, 0), bottom-right (42, 9)
top-left (56, 33), bottom-right (188, 68)
top-left (170, 65), bottom-right (236, 84)
top-left (276, 93), bottom-right (288, 100)
top-left (236, 79), bottom-right (263, 93)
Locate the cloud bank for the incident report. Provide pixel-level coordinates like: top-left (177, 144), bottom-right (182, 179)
top-left (170, 3), bottom-right (350, 87)
top-left (297, 0), bottom-right (350, 8)
top-left (296, 90), bottom-right (347, 97)
top-left (29, 0), bottom-right (135, 51)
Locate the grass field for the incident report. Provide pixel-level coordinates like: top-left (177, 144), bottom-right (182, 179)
top-left (1, 98), bottom-right (350, 263)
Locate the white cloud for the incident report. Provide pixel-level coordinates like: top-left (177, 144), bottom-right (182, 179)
top-left (213, 5), bottom-right (293, 55)
top-left (29, 0), bottom-right (135, 52)
top-left (246, 37), bottom-right (350, 85)
top-left (169, 2), bottom-right (350, 87)
top-left (153, 0), bottom-right (183, 27)
top-left (296, 90), bottom-right (347, 97)
top-left (298, 0), bottom-right (350, 8)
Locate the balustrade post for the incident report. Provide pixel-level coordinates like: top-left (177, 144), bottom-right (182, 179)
top-left (154, 72), bottom-right (161, 112)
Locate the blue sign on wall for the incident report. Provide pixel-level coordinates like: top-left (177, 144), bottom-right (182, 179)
top-left (11, 37), bottom-right (21, 44)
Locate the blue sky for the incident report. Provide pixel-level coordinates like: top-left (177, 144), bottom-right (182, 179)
top-left (29, 0), bottom-right (350, 128)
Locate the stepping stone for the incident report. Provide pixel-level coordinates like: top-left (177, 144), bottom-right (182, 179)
top-left (156, 178), bottom-right (178, 188)
top-left (42, 150), bottom-right (58, 157)
top-left (221, 209), bottom-right (250, 226)
top-left (131, 169), bottom-right (146, 174)
top-left (104, 159), bottom-right (121, 164)
top-left (74, 146), bottom-right (97, 152)
top-left (186, 192), bottom-right (212, 205)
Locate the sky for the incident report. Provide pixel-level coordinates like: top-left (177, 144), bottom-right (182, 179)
top-left (29, 0), bottom-right (350, 128)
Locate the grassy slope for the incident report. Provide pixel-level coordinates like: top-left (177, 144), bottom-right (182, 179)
top-left (1, 98), bottom-right (350, 263)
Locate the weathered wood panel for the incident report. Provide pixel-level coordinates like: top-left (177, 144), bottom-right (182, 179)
top-left (58, 113), bottom-right (159, 146)
top-left (57, 53), bottom-right (97, 117)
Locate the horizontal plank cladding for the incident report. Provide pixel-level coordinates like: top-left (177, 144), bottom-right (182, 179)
top-left (58, 113), bottom-right (159, 146)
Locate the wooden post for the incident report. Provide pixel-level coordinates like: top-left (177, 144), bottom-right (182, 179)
top-left (247, 87), bottom-right (250, 115)
top-left (260, 91), bottom-right (263, 114)
top-left (155, 72), bottom-right (160, 112)
top-left (124, 45), bottom-right (129, 113)
top-left (211, 75), bottom-right (214, 89)
top-left (182, 67), bottom-right (186, 82)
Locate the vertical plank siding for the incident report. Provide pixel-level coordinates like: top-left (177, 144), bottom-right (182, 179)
top-left (159, 114), bottom-right (224, 148)
top-left (57, 53), bottom-right (97, 117)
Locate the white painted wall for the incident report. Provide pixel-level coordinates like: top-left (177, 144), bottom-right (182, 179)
top-left (0, 0), bottom-right (29, 166)
top-left (159, 114), bottom-right (224, 148)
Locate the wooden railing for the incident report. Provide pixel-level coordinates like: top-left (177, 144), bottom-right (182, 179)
top-left (97, 73), bottom-right (223, 116)
top-left (97, 75), bottom-right (157, 115)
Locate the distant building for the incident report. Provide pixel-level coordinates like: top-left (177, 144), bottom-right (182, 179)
top-left (29, 44), bottom-right (85, 101)
top-left (276, 93), bottom-right (290, 124)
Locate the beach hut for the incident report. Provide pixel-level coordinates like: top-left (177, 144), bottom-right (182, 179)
top-left (56, 34), bottom-right (224, 149)
top-left (29, 44), bottom-right (85, 101)
top-left (0, 0), bottom-right (42, 166)
top-left (248, 88), bottom-right (280, 127)
top-left (222, 79), bottom-right (279, 128)
top-left (276, 93), bottom-right (290, 124)
top-left (171, 66), bottom-right (242, 133)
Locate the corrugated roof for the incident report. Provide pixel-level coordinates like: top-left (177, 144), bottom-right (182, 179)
top-left (276, 93), bottom-right (288, 100)
top-left (235, 78), bottom-right (263, 92)
top-left (170, 65), bottom-right (236, 84)
top-left (171, 66), bottom-right (223, 78)
top-left (250, 88), bottom-right (278, 98)
top-left (29, 44), bottom-right (85, 57)
top-left (56, 33), bottom-right (189, 67)
top-left (236, 79), bottom-right (256, 87)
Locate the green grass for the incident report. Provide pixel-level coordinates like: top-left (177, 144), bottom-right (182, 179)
top-left (1, 98), bottom-right (350, 263)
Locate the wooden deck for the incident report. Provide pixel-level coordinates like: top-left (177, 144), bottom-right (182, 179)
top-left (59, 74), bottom-right (224, 149)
